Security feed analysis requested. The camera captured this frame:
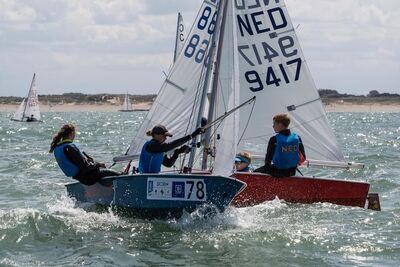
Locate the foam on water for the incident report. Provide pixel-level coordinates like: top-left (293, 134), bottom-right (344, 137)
top-left (1, 111), bottom-right (399, 266)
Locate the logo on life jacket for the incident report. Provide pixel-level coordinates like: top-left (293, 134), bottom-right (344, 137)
top-left (281, 144), bottom-right (298, 153)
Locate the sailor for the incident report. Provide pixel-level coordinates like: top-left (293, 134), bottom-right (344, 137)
top-left (139, 125), bottom-right (204, 173)
top-left (234, 152), bottom-right (254, 172)
top-left (255, 114), bottom-right (306, 177)
top-left (27, 114), bottom-right (36, 122)
top-left (50, 123), bottom-right (121, 185)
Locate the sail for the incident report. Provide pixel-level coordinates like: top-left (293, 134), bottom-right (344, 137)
top-left (12, 99), bottom-right (26, 121)
top-left (230, 0), bottom-right (344, 162)
top-left (121, 93), bottom-right (133, 111)
top-left (24, 73), bottom-right (41, 121)
top-left (210, 0), bottom-right (241, 175)
top-left (173, 13), bottom-right (187, 63)
top-left (125, 0), bottom-right (219, 158)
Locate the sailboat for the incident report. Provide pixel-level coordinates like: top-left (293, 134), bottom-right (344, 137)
top-left (119, 92), bottom-right (134, 112)
top-left (200, 0), bottom-right (379, 210)
top-left (65, 0), bottom-right (247, 218)
top-left (12, 73), bottom-right (41, 122)
top-left (66, 0), bottom-right (380, 215)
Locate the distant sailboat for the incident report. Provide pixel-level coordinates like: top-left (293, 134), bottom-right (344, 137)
top-left (119, 92), bottom-right (134, 112)
top-left (12, 73), bottom-right (41, 122)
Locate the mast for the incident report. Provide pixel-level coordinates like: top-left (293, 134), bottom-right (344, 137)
top-left (187, 0), bottom-right (227, 170)
top-left (201, 0), bottom-right (229, 170)
top-left (22, 73), bottom-right (36, 120)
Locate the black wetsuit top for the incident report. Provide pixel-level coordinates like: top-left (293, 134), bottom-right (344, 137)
top-left (146, 134), bottom-right (192, 167)
top-left (257, 129), bottom-right (306, 177)
top-left (63, 144), bottom-right (100, 176)
top-left (62, 144), bottom-right (120, 185)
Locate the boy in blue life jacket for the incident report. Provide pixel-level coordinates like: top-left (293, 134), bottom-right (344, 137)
top-left (50, 123), bottom-right (121, 185)
top-left (139, 125), bottom-right (204, 173)
top-left (255, 114), bottom-right (306, 177)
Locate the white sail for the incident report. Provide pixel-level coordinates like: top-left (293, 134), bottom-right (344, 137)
top-left (120, 92), bottom-right (133, 111)
top-left (13, 73), bottom-right (40, 122)
top-left (12, 99), bottom-right (26, 121)
top-left (173, 13), bottom-right (187, 63)
top-left (211, 0), bottom-right (241, 175)
top-left (125, 0), bottom-right (219, 159)
top-left (229, 0), bottom-right (344, 162)
top-left (24, 73), bottom-right (41, 121)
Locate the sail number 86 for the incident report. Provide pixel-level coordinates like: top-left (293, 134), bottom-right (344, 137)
top-left (184, 6), bottom-right (217, 64)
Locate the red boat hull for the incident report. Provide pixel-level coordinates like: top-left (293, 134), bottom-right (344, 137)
top-left (232, 173), bottom-right (370, 208)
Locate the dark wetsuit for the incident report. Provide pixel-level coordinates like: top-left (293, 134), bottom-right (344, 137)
top-left (145, 134), bottom-right (192, 168)
top-left (63, 145), bottom-right (120, 185)
top-left (255, 129), bottom-right (306, 177)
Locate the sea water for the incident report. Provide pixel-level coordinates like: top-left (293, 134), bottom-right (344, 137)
top-left (0, 111), bottom-right (399, 267)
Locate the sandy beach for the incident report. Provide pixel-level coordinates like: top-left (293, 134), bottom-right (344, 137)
top-left (0, 102), bottom-right (399, 113)
top-left (0, 102), bottom-right (152, 112)
top-left (324, 102), bottom-right (400, 112)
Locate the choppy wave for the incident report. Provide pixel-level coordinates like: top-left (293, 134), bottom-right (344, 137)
top-left (0, 111), bottom-right (399, 266)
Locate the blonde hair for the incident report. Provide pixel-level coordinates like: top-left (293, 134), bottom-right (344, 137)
top-left (273, 113), bottom-right (291, 128)
top-left (49, 123), bottom-right (75, 153)
top-left (238, 151), bottom-right (252, 163)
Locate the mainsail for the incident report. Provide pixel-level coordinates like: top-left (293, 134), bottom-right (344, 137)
top-left (219, 0), bottom-right (344, 163)
top-left (120, 92), bottom-right (133, 111)
top-left (12, 73), bottom-right (41, 122)
top-left (125, 0), bottom-right (219, 161)
top-left (173, 13), bottom-right (187, 63)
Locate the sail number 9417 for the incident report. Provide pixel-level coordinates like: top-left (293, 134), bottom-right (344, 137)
top-left (245, 58), bottom-right (302, 91)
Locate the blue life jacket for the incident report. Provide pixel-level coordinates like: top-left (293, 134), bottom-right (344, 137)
top-left (239, 165), bottom-right (254, 172)
top-left (272, 133), bottom-right (300, 169)
top-left (139, 140), bottom-right (164, 173)
top-left (53, 140), bottom-right (81, 177)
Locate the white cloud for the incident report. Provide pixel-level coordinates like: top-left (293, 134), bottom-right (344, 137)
top-left (0, 0), bottom-right (399, 96)
top-left (287, 0), bottom-right (400, 93)
top-left (51, 51), bottom-right (171, 69)
top-left (0, 0), bottom-right (36, 30)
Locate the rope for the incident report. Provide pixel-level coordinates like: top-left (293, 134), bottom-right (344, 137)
top-left (238, 97), bottom-right (256, 145)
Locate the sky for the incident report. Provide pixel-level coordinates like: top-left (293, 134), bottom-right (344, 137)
top-left (0, 0), bottom-right (399, 97)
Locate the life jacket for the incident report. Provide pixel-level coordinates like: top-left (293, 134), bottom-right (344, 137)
top-left (138, 140), bottom-right (164, 173)
top-left (239, 165), bottom-right (254, 172)
top-left (272, 133), bottom-right (300, 169)
top-left (53, 140), bottom-right (81, 177)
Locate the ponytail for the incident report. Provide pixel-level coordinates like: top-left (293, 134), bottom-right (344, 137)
top-left (146, 130), bottom-right (152, 136)
top-left (49, 123), bottom-right (75, 153)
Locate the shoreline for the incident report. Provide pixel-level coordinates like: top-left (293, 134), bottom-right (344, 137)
top-left (324, 103), bottom-right (400, 112)
top-left (0, 102), bottom-right (152, 112)
top-left (0, 102), bottom-right (399, 113)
